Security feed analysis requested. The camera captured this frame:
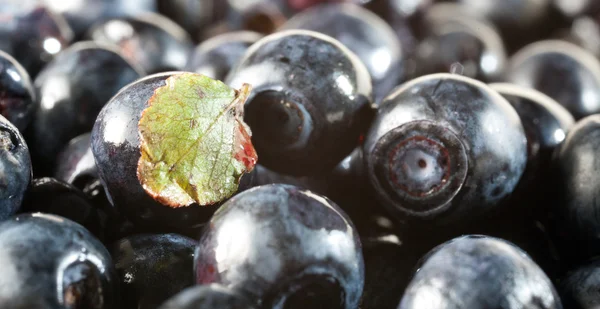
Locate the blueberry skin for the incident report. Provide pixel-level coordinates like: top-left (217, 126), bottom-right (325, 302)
top-left (553, 115), bottom-right (600, 258)
top-left (91, 72), bottom-right (224, 228)
top-left (20, 177), bottom-right (107, 241)
top-left (560, 259), bottom-right (600, 309)
top-left (489, 83), bottom-right (575, 188)
top-left (0, 50), bottom-right (36, 132)
top-left (363, 73), bottom-right (527, 223)
top-left (0, 213), bottom-right (117, 309)
top-left (55, 133), bottom-right (97, 189)
top-left (506, 40), bottom-right (600, 120)
top-left (0, 114), bottom-right (31, 221)
top-left (399, 235), bottom-right (562, 309)
top-left (42, 0), bottom-right (156, 38)
top-left (415, 10), bottom-right (506, 82)
top-left (87, 13), bottom-right (194, 74)
top-left (112, 233), bottom-right (196, 309)
top-left (31, 41), bottom-right (143, 167)
top-left (227, 30), bottom-right (373, 176)
top-left (195, 184), bottom-right (364, 309)
top-left (0, 1), bottom-right (73, 77)
top-left (158, 284), bottom-right (256, 309)
top-left (281, 3), bottom-right (403, 103)
top-left (187, 31), bottom-right (263, 81)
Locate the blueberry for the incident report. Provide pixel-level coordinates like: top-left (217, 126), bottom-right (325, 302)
top-left (399, 235), bottom-right (562, 309)
top-left (558, 16), bottom-right (600, 58)
top-left (87, 13), bottom-right (194, 73)
top-left (42, 0), bottom-right (156, 38)
top-left (158, 284), bottom-right (256, 309)
top-left (282, 3), bottom-right (404, 102)
top-left (91, 72), bottom-right (223, 228)
top-left (0, 1), bottom-right (73, 77)
top-left (0, 114), bottom-right (31, 221)
top-left (20, 177), bottom-right (107, 241)
top-left (195, 184), bottom-right (364, 309)
top-left (560, 258), bottom-right (600, 309)
top-left (55, 133), bottom-right (97, 189)
top-left (0, 213), bottom-right (117, 309)
top-left (553, 115), bottom-right (600, 258)
top-left (0, 50), bottom-right (36, 132)
top-left (505, 40), bottom-right (600, 119)
top-left (111, 233), bottom-right (196, 309)
top-left (31, 41), bottom-right (143, 169)
top-left (187, 31), bottom-right (263, 81)
top-left (489, 83), bottom-right (575, 190)
top-left (227, 30), bottom-right (373, 176)
top-left (415, 8), bottom-right (506, 81)
top-left (363, 73), bottom-right (527, 223)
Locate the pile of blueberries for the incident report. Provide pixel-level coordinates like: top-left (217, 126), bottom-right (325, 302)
top-left (5, 0), bottom-right (600, 308)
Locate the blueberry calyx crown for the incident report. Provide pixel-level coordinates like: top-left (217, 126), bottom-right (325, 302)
top-left (369, 120), bottom-right (468, 218)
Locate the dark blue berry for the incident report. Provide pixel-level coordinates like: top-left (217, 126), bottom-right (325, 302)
top-left (0, 213), bottom-right (117, 309)
top-left (195, 184), bottom-right (364, 309)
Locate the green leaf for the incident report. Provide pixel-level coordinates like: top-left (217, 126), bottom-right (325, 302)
top-left (137, 72), bottom-right (257, 208)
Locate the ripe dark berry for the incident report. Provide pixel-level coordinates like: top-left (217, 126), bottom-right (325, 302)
top-left (363, 73), bottom-right (526, 224)
top-left (0, 213), bottom-right (117, 309)
top-left (399, 235), bottom-right (561, 309)
top-left (31, 42), bottom-right (143, 168)
top-left (227, 30), bottom-right (373, 176)
top-left (506, 40), bottom-right (600, 119)
top-left (195, 184), bottom-right (364, 309)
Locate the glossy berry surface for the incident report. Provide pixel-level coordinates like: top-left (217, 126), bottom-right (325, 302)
top-left (227, 30), bottom-right (373, 176)
top-left (87, 13), bottom-right (194, 74)
top-left (282, 3), bottom-right (403, 102)
top-left (0, 213), bottom-right (117, 309)
top-left (489, 83), bottom-right (575, 188)
top-left (506, 40), bottom-right (600, 119)
top-left (91, 72), bottom-right (224, 228)
top-left (158, 284), bottom-right (256, 309)
top-left (0, 1), bottom-right (73, 76)
top-left (363, 73), bottom-right (527, 223)
top-left (399, 235), bottom-right (562, 309)
top-left (55, 133), bottom-right (97, 189)
top-left (187, 31), bottom-right (263, 81)
top-left (195, 184), bottom-right (364, 309)
top-left (0, 114), bottom-right (31, 221)
top-left (553, 115), bottom-right (600, 258)
top-left (111, 233), bottom-right (196, 309)
top-left (31, 42), bottom-right (143, 166)
top-left (0, 50), bottom-right (36, 132)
